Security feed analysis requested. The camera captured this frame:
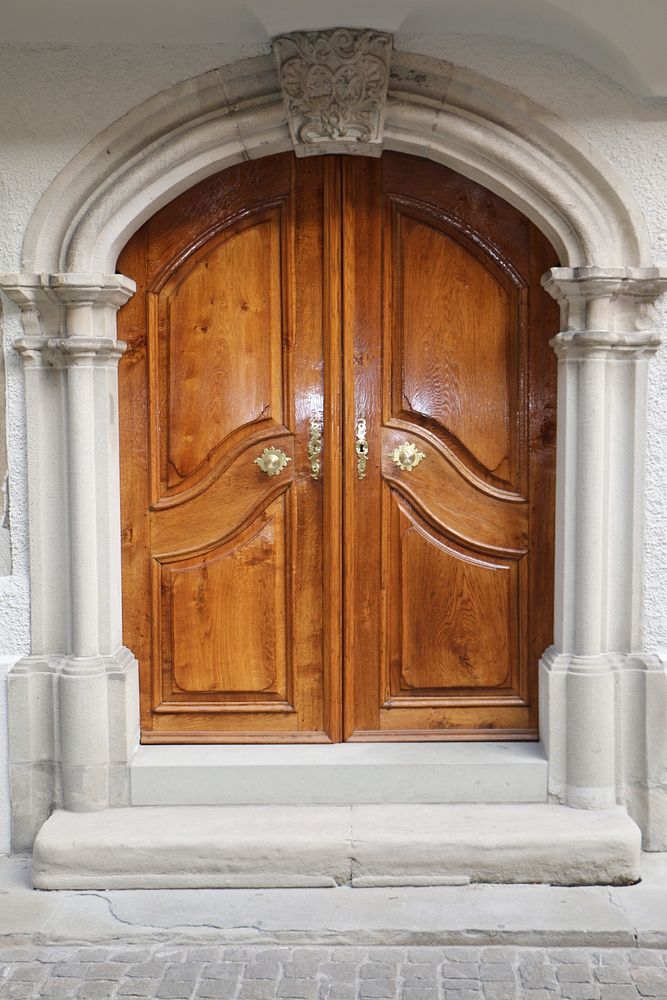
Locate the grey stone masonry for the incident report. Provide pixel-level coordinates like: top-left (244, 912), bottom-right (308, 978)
top-left (0, 947), bottom-right (666, 999)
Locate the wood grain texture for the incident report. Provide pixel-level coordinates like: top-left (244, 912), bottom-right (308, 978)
top-left (163, 496), bottom-right (288, 699)
top-left (394, 498), bottom-right (517, 693)
top-left (395, 210), bottom-right (517, 490)
top-left (118, 154), bottom-right (334, 741)
top-left (343, 152), bottom-right (558, 740)
top-left (117, 150), bottom-right (558, 744)
top-left (160, 216), bottom-right (282, 492)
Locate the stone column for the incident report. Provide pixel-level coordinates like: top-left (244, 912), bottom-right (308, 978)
top-left (540, 267), bottom-right (667, 845)
top-left (0, 272), bottom-right (139, 847)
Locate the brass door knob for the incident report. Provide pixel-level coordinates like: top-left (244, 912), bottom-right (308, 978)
top-left (391, 441), bottom-right (425, 471)
top-left (254, 447), bottom-right (291, 476)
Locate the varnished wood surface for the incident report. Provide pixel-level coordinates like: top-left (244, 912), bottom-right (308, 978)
top-left (159, 215), bottom-right (283, 494)
top-left (342, 154), bottom-right (558, 739)
top-left (117, 151), bottom-right (558, 743)
top-left (119, 154), bottom-right (335, 741)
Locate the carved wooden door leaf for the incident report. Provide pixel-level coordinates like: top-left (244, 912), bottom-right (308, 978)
top-left (118, 152), bottom-right (558, 744)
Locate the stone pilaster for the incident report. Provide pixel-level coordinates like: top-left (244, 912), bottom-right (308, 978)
top-left (539, 267), bottom-right (667, 845)
top-left (0, 273), bottom-right (139, 845)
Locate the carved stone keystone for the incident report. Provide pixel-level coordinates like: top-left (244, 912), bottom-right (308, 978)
top-left (273, 28), bottom-right (392, 157)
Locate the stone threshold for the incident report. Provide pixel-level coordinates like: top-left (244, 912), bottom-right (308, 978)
top-left (129, 741), bottom-right (547, 805)
top-left (32, 803), bottom-right (640, 890)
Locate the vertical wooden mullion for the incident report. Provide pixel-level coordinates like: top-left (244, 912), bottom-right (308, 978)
top-left (342, 156), bottom-right (384, 739)
top-left (323, 157), bottom-right (344, 741)
top-left (341, 158), bottom-right (356, 739)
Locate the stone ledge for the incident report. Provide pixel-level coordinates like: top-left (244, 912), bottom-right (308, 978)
top-left (32, 803), bottom-right (640, 890)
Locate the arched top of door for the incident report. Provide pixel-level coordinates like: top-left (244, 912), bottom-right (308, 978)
top-left (19, 36), bottom-right (652, 274)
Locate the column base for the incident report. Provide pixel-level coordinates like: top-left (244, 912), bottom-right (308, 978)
top-left (8, 648), bottom-right (139, 850)
top-left (540, 646), bottom-right (667, 849)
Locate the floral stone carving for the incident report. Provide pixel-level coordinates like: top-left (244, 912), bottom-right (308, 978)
top-left (273, 28), bottom-right (393, 157)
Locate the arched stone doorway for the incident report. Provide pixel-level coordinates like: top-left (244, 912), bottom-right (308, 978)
top-left (1, 37), bottom-right (666, 876)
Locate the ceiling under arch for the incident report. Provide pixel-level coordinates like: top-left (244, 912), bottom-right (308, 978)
top-left (0, 0), bottom-right (665, 98)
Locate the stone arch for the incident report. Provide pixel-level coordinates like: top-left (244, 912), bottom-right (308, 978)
top-left (21, 50), bottom-right (650, 275)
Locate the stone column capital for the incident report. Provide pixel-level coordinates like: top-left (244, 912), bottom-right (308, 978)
top-left (543, 265), bottom-right (667, 299)
top-left (0, 271), bottom-right (135, 309)
top-left (543, 266), bottom-right (667, 359)
top-left (14, 336), bottom-right (126, 369)
top-left (0, 271), bottom-right (135, 345)
top-left (0, 273), bottom-right (59, 338)
top-left (48, 272), bottom-right (136, 310)
top-left (0, 273), bottom-right (48, 308)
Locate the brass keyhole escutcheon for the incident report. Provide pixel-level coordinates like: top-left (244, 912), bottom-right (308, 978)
top-left (355, 418), bottom-right (369, 480)
top-left (254, 446), bottom-right (291, 476)
top-left (391, 441), bottom-right (426, 472)
top-left (308, 420), bottom-right (323, 480)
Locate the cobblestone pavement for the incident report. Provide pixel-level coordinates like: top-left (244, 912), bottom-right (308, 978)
top-left (1, 946), bottom-right (667, 1000)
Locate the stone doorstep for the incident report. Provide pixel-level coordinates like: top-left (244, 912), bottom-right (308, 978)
top-left (32, 803), bottom-right (641, 890)
top-left (129, 742), bottom-right (548, 806)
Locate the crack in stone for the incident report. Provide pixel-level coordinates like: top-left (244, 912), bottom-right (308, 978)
top-left (606, 884), bottom-right (638, 945)
top-left (78, 892), bottom-right (162, 930)
top-left (79, 892), bottom-right (268, 937)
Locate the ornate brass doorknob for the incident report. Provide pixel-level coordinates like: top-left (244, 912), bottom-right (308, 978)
top-left (391, 441), bottom-right (426, 471)
top-left (254, 446), bottom-right (291, 476)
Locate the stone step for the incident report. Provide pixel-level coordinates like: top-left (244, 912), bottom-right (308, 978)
top-left (32, 803), bottom-right (641, 889)
top-left (129, 742), bottom-right (547, 805)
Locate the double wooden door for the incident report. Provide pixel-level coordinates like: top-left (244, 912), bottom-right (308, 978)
top-left (118, 151), bottom-right (558, 744)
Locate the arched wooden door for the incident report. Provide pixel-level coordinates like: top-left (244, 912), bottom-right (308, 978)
top-left (117, 151), bottom-right (558, 744)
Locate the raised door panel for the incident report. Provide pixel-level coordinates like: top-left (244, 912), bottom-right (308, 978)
top-left (159, 496), bottom-right (290, 702)
top-left (395, 210), bottom-right (519, 492)
top-left (158, 216), bottom-right (284, 495)
top-left (389, 497), bottom-right (518, 696)
top-left (118, 153), bottom-right (338, 742)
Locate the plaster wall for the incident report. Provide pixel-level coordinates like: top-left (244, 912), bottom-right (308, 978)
top-left (0, 661), bottom-right (12, 853)
top-left (0, 35), bottom-right (666, 850)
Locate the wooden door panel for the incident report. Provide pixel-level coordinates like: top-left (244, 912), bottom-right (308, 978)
top-left (160, 495), bottom-right (290, 701)
top-left (393, 207), bottom-right (520, 492)
top-left (344, 152), bottom-right (558, 740)
top-left (373, 705), bottom-right (533, 739)
top-left (150, 435), bottom-right (294, 557)
top-left (158, 214), bottom-right (284, 496)
top-left (380, 428), bottom-right (528, 551)
top-left (119, 154), bottom-right (338, 742)
top-left (388, 495), bottom-right (519, 696)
